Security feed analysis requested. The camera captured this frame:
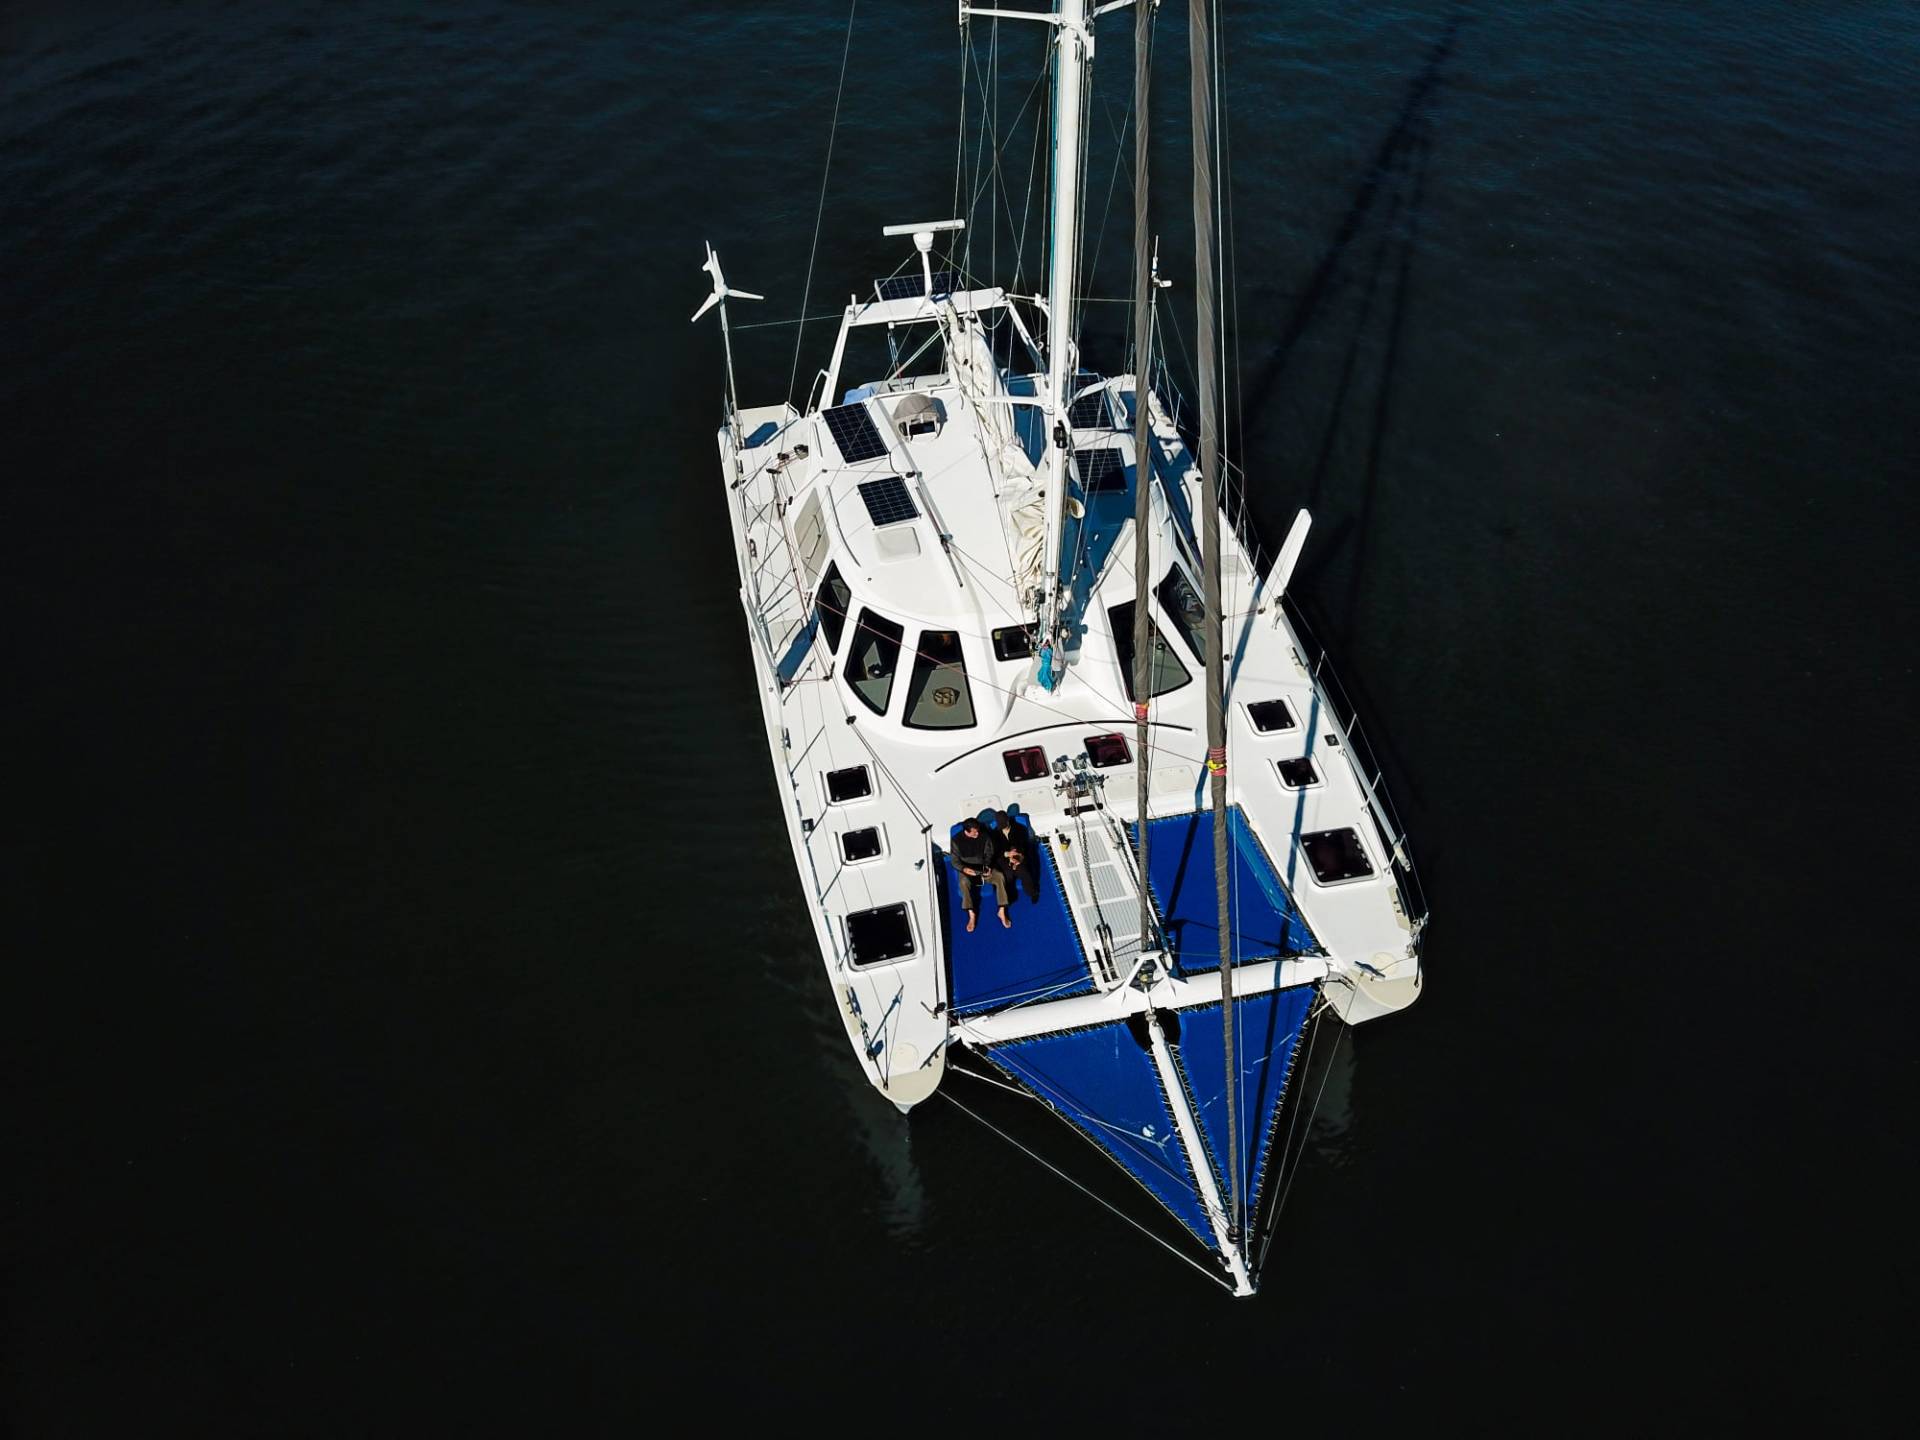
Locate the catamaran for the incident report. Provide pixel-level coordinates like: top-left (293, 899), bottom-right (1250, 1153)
top-left (699, 0), bottom-right (1426, 1295)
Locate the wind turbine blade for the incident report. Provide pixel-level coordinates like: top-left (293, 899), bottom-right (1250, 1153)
top-left (690, 291), bottom-right (720, 324)
top-left (1274, 509), bottom-right (1312, 596)
top-left (727, 288), bottom-right (765, 302)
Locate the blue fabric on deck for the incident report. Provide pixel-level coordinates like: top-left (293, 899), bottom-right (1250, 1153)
top-left (1173, 988), bottom-right (1315, 1218)
top-left (941, 824), bottom-right (1093, 1016)
top-left (986, 1022), bottom-right (1214, 1245)
top-left (1133, 808), bottom-right (1318, 972)
top-left (774, 614), bottom-right (818, 685)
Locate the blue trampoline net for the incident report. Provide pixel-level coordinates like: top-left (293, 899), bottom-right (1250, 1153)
top-left (1172, 988), bottom-right (1316, 1217)
top-left (941, 822), bottom-right (1094, 1017)
top-left (1132, 807), bottom-right (1319, 974)
top-left (985, 1021), bottom-right (1215, 1245)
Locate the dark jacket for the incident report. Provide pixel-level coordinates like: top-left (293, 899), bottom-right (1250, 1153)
top-left (950, 827), bottom-right (996, 875)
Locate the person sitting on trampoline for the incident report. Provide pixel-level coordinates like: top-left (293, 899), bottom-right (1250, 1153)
top-left (994, 810), bottom-right (1042, 904)
top-left (951, 816), bottom-right (1011, 932)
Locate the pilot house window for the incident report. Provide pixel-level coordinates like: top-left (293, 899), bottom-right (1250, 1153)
top-left (847, 608), bottom-right (904, 715)
top-left (816, 564), bottom-right (852, 654)
top-left (1156, 567), bottom-right (1208, 665)
top-left (1109, 600), bottom-right (1192, 699)
top-left (904, 629), bottom-right (977, 730)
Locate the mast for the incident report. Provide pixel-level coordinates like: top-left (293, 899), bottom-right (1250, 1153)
top-left (1038, 0), bottom-right (1090, 672)
top-left (1130, 0), bottom-right (1154, 957)
top-left (1188, 0), bottom-right (1241, 1248)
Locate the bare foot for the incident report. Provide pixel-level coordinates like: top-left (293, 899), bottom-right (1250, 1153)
top-left (965, 910), bottom-right (977, 933)
top-left (998, 907), bottom-right (1012, 929)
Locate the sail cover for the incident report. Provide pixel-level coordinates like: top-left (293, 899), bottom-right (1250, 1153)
top-left (984, 1021), bottom-right (1215, 1244)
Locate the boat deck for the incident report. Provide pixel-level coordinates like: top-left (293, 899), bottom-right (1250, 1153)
top-left (940, 806), bottom-right (1321, 1022)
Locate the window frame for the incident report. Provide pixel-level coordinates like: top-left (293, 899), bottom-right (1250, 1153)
top-left (1108, 598), bottom-right (1193, 701)
top-left (901, 628), bottom-right (979, 731)
top-left (815, 563), bottom-right (852, 656)
top-left (845, 606), bottom-right (905, 716)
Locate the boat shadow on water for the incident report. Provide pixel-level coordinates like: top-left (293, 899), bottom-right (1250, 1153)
top-left (1240, 9), bottom-right (1465, 624)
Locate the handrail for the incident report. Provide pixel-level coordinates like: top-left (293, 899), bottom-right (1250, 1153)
top-left (1282, 594), bottom-right (1429, 931)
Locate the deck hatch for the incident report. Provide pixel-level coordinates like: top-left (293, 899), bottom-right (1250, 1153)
top-left (824, 403), bottom-right (890, 463)
top-left (846, 903), bottom-right (915, 964)
top-left (1003, 747), bottom-right (1049, 782)
top-left (1301, 827), bottom-right (1375, 884)
top-left (825, 765), bottom-right (873, 803)
top-left (841, 827), bottom-right (882, 862)
top-left (1248, 699), bottom-right (1295, 733)
top-left (1276, 757), bottom-right (1318, 788)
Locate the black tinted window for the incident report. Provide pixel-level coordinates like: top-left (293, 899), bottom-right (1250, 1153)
top-left (992, 624), bottom-right (1036, 661)
top-left (1110, 600), bottom-right (1192, 700)
top-left (904, 629), bottom-right (977, 730)
top-left (1155, 567), bottom-right (1208, 665)
top-left (816, 564), bottom-right (852, 654)
top-left (847, 608), bottom-right (904, 715)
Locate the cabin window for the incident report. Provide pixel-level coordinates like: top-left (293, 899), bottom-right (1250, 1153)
top-left (904, 629), bottom-right (977, 730)
top-left (1003, 747), bottom-right (1049, 782)
top-left (1156, 567), bottom-right (1208, 664)
top-left (847, 608), bottom-right (904, 715)
top-left (825, 765), bottom-right (872, 803)
top-left (1302, 828), bottom-right (1375, 884)
top-left (1109, 600), bottom-right (1192, 699)
top-left (1248, 699), bottom-right (1295, 733)
top-left (841, 827), bottom-right (883, 863)
top-left (846, 903), bottom-right (915, 964)
top-left (992, 624), bottom-right (1036, 662)
top-left (816, 564), bottom-right (852, 654)
top-left (1084, 734), bottom-right (1131, 768)
top-left (1276, 757), bottom-right (1318, 789)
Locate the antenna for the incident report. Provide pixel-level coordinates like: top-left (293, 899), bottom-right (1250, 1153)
top-left (882, 219), bottom-right (965, 302)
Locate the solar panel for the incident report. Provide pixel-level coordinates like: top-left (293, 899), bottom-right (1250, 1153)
top-left (875, 269), bottom-right (959, 301)
top-left (823, 402), bottom-right (890, 463)
top-left (1069, 390), bottom-right (1110, 428)
top-left (857, 477), bottom-right (920, 527)
top-left (1074, 449), bottom-right (1126, 493)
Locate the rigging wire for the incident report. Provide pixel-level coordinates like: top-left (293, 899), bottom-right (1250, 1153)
top-left (786, 0), bottom-right (860, 412)
top-left (938, 1076), bottom-right (1235, 1293)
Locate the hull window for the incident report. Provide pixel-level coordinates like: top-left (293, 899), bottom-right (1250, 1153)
top-left (1084, 734), bottom-right (1131, 768)
top-left (904, 629), bottom-right (977, 730)
top-left (847, 608), bottom-right (904, 715)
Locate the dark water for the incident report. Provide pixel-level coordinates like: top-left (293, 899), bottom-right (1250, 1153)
top-left (6, 0), bottom-right (1916, 1427)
